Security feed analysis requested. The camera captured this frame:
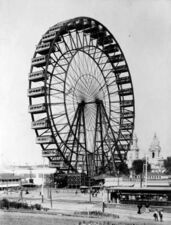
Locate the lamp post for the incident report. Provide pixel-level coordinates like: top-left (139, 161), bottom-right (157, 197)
top-left (145, 153), bottom-right (148, 187)
top-left (117, 170), bottom-right (120, 187)
top-left (41, 158), bottom-right (45, 203)
top-left (89, 175), bottom-right (92, 203)
top-left (48, 174), bottom-right (53, 208)
top-left (143, 153), bottom-right (148, 187)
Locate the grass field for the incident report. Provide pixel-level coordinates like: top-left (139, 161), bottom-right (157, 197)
top-left (0, 211), bottom-right (160, 225)
top-left (0, 211), bottom-right (79, 225)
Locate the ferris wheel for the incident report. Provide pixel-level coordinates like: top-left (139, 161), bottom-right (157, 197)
top-left (28, 17), bottom-right (135, 176)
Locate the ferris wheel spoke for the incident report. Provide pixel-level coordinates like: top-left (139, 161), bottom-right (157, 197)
top-left (67, 60), bottom-right (85, 81)
top-left (53, 61), bottom-right (67, 73)
top-left (91, 51), bottom-right (102, 77)
top-left (107, 80), bottom-right (118, 91)
top-left (50, 51), bottom-right (60, 62)
top-left (76, 31), bottom-right (83, 48)
top-left (88, 48), bottom-right (97, 76)
top-left (110, 110), bottom-right (120, 117)
top-left (83, 33), bottom-right (89, 47)
top-left (37, 128), bottom-right (52, 136)
top-left (81, 50), bottom-right (91, 74)
top-left (75, 76), bottom-right (93, 96)
top-left (74, 77), bottom-right (93, 96)
top-left (89, 82), bottom-right (100, 98)
top-left (56, 123), bottom-right (69, 133)
top-left (76, 51), bottom-right (88, 76)
top-left (49, 87), bottom-right (65, 94)
top-left (61, 36), bottom-right (74, 54)
top-left (90, 82), bottom-right (106, 98)
top-left (110, 110), bottom-right (120, 116)
top-left (68, 32), bottom-right (77, 49)
top-left (49, 85), bottom-right (64, 93)
top-left (54, 43), bottom-right (72, 64)
top-left (68, 54), bottom-right (83, 76)
top-left (96, 50), bottom-right (105, 65)
top-left (69, 80), bottom-right (86, 96)
top-left (72, 51), bottom-right (94, 81)
top-left (50, 81), bottom-right (64, 87)
top-left (51, 74), bottom-right (65, 84)
top-left (89, 49), bottom-right (106, 81)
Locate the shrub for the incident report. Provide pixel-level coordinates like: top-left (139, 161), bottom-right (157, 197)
top-left (34, 204), bottom-right (41, 210)
top-left (22, 203), bottom-right (29, 209)
top-left (9, 201), bottom-right (18, 208)
top-left (0, 199), bottom-right (42, 211)
top-left (1, 198), bottom-right (9, 209)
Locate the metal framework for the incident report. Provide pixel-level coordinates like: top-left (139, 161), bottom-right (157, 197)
top-left (28, 17), bottom-right (135, 176)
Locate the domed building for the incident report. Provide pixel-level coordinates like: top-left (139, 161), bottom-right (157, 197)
top-left (148, 133), bottom-right (164, 172)
top-left (127, 133), bottom-right (140, 168)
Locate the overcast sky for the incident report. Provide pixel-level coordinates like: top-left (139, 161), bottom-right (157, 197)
top-left (0, 0), bottom-right (171, 167)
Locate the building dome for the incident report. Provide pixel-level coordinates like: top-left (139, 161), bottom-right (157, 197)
top-left (149, 133), bottom-right (161, 153)
top-left (148, 133), bottom-right (164, 172)
top-left (127, 133), bottom-right (139, 168)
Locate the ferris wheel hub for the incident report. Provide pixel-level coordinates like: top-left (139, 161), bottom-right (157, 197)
top-left (79, 99), bottom-right (103, 105)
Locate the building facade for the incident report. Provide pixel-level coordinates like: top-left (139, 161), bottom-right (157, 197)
top-left (127, 133), bottom-right (140, 168)
top-left (148, 133), bottom-right (164, 172)
top-left (0, 174), bottom-right (21, 190)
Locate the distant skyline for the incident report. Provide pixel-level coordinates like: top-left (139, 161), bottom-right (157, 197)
top-left (0, 0), bottom-right (171, 167)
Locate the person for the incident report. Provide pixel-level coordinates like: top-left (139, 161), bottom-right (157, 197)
top-left (158, 210), bottom-right (163, 222)
top-left (137, 203), bottom-right (142, 214)
top-left (145, 202), bottom-right (150, 213)
top-left (153, 210), bottom-right (158, 221)
top-left (102, 201), bottom-right (105, 213)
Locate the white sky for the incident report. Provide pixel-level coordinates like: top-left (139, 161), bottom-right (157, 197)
top-left (0, 0), bottom-right (171, 166)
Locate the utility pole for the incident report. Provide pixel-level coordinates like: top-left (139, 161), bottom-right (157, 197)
top-left (145, 153), bottom-right (148, 187)
top-left (102, 187), bottom-right (105, 213)
top-left (50, 186), bottom-right (53, 208)
top-left (41, 158), bottom-right (45, 203)
top-left (117, 170), bottom-right (120, 187)
top-left (89, 175), bottom-right (91, 203)
top-left (49, 174), bottom-right (53, 208)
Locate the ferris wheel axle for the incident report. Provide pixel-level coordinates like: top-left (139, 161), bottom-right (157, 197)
top-left (78, 99), bottom-right (103, 106)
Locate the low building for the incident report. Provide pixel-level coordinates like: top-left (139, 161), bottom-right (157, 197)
top-left (13, 165), bottom-right (56, 186)
top-left (0, 165), bottom-right (56, 186)
top-left (105, 186), bottom-right (171, 205)
top-left (104, 174), bottom-right (171, 205)
top-left (105, 173), bottom-right (171, 188)
top-left (0, 174), bottom-right (21, 190)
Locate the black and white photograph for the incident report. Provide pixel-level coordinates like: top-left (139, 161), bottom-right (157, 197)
top-left (0, 0), bottom-right (171, 224)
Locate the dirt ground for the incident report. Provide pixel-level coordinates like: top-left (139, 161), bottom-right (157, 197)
top-left (0, 188), bottom-right (171, 225)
